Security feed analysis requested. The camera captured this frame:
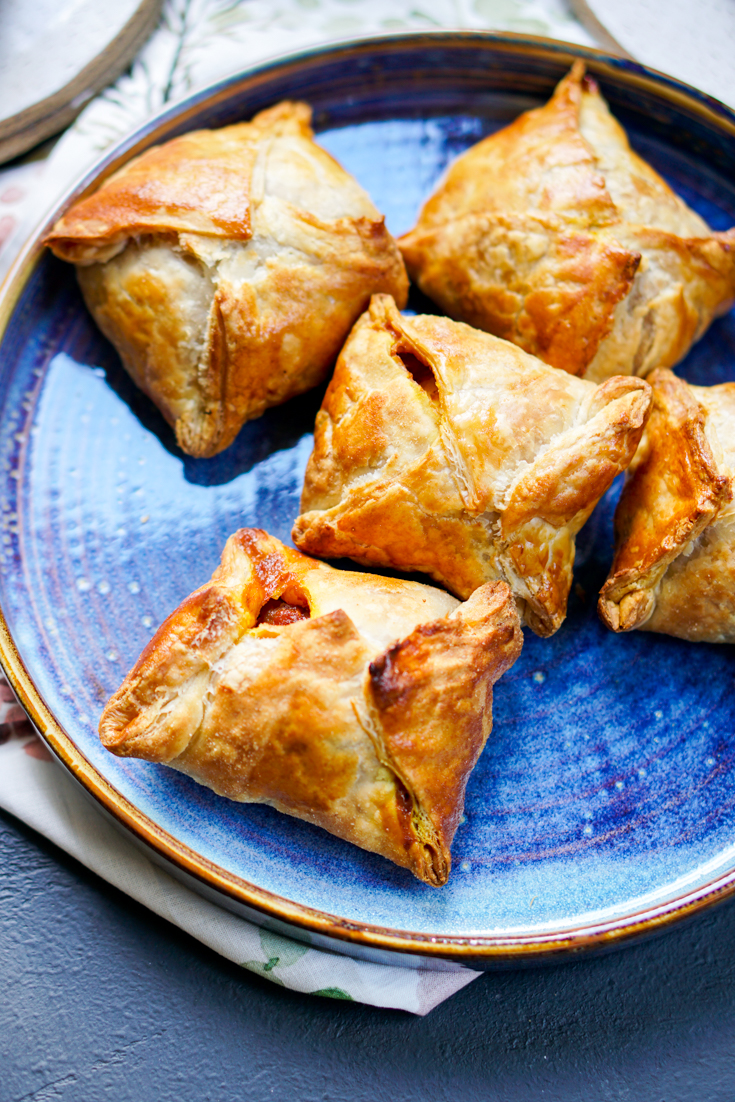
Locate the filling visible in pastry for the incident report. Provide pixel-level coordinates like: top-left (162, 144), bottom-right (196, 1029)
top-left (399, 61), bottom-right (735, 382)
top-left (99, 528), bottom-right (523, 886)
top-left (599, 367), bottom-right (735, 642)
top-left (292, 294), bottom-right (652, 638)
top-left (45, 102), bottom-right (408, 458)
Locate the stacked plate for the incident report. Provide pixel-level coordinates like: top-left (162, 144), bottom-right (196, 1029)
top-left (0, 0), bottom-right (162, 164)
top-left (570, 0), bottom-right (735, 110)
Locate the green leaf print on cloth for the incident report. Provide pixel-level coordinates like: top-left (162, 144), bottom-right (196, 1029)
top-left (242, 928), bottom-right (310, 982)
top-left (242, 930), bottom-right (356, 1000)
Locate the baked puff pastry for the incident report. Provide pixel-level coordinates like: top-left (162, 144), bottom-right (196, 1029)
top-left (99, 529), bottom-right (522, 886)
top-left (599, 368), bottom-right (735, 642)
top-left (45, 102), bottom-right (408, 458)
top-left (399, 62), bottom-right (735, 382)
top-left (292, 294), bottom-right (652, 637)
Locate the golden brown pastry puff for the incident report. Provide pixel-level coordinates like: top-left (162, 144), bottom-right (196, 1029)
top-left (399, 62), bottom-right (735, 383)
top-left (599, 367), bottom-right (735, 642)
top-left (45, 102), bottom-right (408, 458)
top-left (292, 294), bottom-right (652, 638)
top-left (99, 528), bottom-right (522, 886)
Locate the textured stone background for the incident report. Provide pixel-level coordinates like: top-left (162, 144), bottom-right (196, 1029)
top-left (4, 808), bottom-right (735, 1101)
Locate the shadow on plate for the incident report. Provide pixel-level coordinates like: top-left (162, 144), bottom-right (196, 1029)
top-left (81, 321), bottom-right (327, 486)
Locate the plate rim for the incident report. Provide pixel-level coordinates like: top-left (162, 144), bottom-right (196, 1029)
top-left (2, 29), bottom-right (735, 964)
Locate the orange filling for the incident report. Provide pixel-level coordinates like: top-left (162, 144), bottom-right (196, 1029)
top-left (256, 598), bottom-right (310, 626)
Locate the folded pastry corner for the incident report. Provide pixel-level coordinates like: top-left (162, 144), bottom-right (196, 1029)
top-left (399, 61), bottom-right (735, 382)
top-left (293, 294), bottom-right (651, 637)
top-left (46, 101), bottom-right (408, 458)
top-left (100, 528), bottom-right (523, 885)
top-left (599, 367), bottom-right (735, 642)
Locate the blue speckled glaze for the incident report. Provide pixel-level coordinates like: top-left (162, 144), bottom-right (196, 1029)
top-left (2, 37), bottom-right (735, 942)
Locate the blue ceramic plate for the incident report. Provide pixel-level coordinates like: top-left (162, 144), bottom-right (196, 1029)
top-left (2, 33), bottom-right (735, 966)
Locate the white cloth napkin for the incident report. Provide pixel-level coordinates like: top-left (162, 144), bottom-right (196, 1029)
top-left (0, 0), bottom-right (595, 1014)
top-left (0, 712), bottom-right (481, 1013)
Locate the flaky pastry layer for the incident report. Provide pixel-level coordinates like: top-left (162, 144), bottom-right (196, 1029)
top-left (293, 294), bottom-right (651, 637)
top-left (99, 529), bottom-right (522, 886)
top-left (599, 367), bottom-right (735, 642)
top-left (46, 102), bottom-right (408, 457)
top-left (399, 62), bottom-right (735, 381)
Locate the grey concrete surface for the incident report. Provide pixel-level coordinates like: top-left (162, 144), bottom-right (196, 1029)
top-left (2, 807), bottom-right (735, 1102)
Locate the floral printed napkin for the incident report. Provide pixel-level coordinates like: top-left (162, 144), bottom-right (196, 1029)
top-left (0, 0), bottom-right (594, 1013)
